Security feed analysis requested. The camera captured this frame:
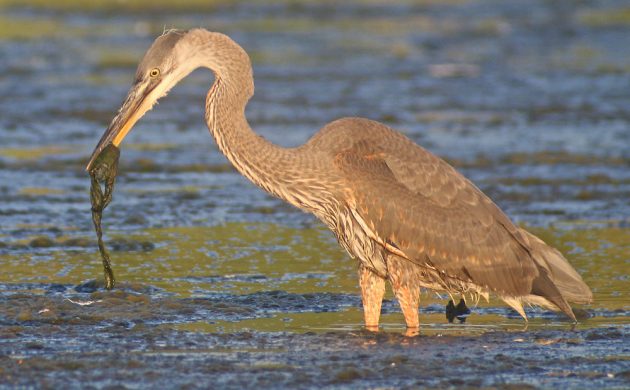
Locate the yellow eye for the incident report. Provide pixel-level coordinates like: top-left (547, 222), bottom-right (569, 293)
top-left (149, 68), bottom-right (160, 78)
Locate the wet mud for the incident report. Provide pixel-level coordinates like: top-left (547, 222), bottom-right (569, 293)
top-left (0, 284), bottom-right (628, 388)
top-left (1, 0), bottom-right (629, 388)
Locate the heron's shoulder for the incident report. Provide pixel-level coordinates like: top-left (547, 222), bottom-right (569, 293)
top-left (305, 117), bottom-right (403, 151)
top-left (323, 116), bottom-right (393, 133)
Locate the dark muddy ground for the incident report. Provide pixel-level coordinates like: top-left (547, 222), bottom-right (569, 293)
top-left (0, 0), bottom-right (629, 388)
top-left (1, 286), bottom-right (628, 389)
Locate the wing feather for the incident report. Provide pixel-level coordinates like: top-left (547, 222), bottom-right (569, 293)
top-left (333, 140), bottom-right (538, 296)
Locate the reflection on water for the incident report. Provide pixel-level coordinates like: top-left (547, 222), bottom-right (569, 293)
top-left (0, 222), bottom-right (627, 330)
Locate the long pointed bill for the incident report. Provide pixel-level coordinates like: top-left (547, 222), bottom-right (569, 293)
top-left (86, 81), bottom-right (153, 171)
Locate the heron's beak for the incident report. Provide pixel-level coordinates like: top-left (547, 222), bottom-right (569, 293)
top-left (86, 81), bottom-right (155, 171)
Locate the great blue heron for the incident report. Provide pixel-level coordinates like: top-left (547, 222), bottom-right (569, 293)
top-left (87, 29), bottom-right (592, 331)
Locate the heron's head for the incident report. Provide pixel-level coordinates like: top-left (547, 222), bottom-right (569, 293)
top-left (87, 29), bottom-right (253, 171)
top-left (87, 29), bottom-right (193, 171)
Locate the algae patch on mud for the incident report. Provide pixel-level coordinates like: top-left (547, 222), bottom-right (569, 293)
top-left (88, 144), bottom-right (120, 290)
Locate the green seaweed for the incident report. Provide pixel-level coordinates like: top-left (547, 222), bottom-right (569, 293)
top-left (88, 144), bottom-right (120, 290)
top-left (577, 7), bottom-right (630, 27)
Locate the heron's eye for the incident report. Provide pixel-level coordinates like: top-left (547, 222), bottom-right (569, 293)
top-left (149, 68), bottom-right (160, 78)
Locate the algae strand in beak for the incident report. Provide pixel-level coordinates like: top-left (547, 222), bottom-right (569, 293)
top-left (88, 144), bottom-right (120, 290)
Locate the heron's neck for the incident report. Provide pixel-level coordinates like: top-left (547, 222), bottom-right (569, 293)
top-left (205, 80), bottom-right (290, 199)
top-left (199, 34), bottom-right (312, 208)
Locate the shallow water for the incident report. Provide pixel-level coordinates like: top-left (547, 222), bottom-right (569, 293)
top-left (0, 0), bottom-right (629, 388)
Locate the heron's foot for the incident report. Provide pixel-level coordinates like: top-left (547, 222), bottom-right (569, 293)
top-left (403, 327), bottom-right (420, 337)
top-left (364, 324), bottom-right (380, 333)
top-left (446, 298), bottom-right (471, 323)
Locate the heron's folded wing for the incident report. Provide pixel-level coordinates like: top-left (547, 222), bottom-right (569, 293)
top-left (334, 143), bottom-right (538, 296)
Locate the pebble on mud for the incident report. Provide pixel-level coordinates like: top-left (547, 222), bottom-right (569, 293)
top-left (29, 236), bottom-right (55, 248)
top-left (332, 367), bottom-right (364, 383)
top-left (123, 214), bottom-right (148, 225)
top-left (125, 294), bottom-right (150, 304)
top-left (16, 309), bottom-right (32, 322)
top-left (109, 238), bottom-right (155, 252)
top-left (62, 237), bottom-right (93, 247)
top-left (75, 279), bottom-right (105, 293)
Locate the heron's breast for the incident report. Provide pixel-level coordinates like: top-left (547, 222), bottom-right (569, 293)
top-left (329, 206), bottom-right (389, 277)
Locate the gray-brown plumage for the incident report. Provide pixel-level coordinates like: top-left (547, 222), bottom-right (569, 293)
top-left (88, 29), bottom-right (593, 330)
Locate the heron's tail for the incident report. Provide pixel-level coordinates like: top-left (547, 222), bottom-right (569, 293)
top-left (520, 230), bottom-right (593, 321)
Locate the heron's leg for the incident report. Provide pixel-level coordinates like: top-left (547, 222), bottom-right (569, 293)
top-left (358, 264), bottom-right (386, 331)
top-left (387, 256), bottom-right (420, 331)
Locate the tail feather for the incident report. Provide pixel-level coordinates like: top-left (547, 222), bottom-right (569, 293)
top-left (521, 230), bottom-right (593, 303)
top-left (519, 229), bottom-right (593, 319)
top-left (530, 270), bottom-right (576, 321)
top-left (501, 296), bottom-right (527, 320)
